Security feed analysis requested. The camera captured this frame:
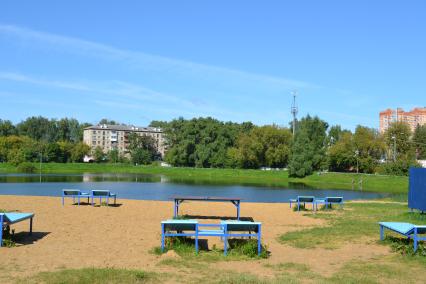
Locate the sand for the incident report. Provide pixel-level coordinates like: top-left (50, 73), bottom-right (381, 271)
top-left (0, 195), bottom-right (390, 281)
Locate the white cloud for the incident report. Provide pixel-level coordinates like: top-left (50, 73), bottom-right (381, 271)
top-left (0, 24), bottom-right (318, 90)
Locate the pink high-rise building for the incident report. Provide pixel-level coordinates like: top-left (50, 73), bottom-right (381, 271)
top-left (379, 107), bottom-right (426, 134)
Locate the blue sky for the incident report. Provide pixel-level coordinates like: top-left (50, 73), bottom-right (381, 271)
top-left (0, 1), bottom-right (425, 130)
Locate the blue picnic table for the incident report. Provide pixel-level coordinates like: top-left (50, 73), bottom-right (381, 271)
top-left (171, 196), bottom-right (242, 220)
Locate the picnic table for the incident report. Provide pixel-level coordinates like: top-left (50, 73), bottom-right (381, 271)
top-left (170, 196), bottom-right (242, 220)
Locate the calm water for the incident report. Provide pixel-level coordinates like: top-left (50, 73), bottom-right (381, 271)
top-left (0, 173), bottom-right (387, 202)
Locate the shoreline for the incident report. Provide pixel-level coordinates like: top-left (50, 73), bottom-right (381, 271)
top-left (0, 163), bottom-right (408, 194)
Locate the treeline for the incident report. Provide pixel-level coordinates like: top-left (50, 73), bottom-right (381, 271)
top-left (0, 117), bottom-right (91, 164)
top-left (154, 116), bottom-right (426, 176)
top-left (2, 115), bottom-right (426, 177)
top-left (0, 117), bottom-right (162, 166)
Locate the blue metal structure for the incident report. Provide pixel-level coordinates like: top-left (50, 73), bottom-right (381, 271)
top-left (314, 197), bottom-right (344, 210)
top-left (0, 212), bottom-right (34, 247)
top-left (408, 168), bottom-right (426, 213)
top-left (289, 196), bottom-right (316, 211)
top-left (379, 222), bottom-right (426, 252)
top-left (290, 196), bottom-right (344, 211)
top-left (221, 220), bottom-right (262, 256)
top-left (171, 196), bottom-right (241, 220)
top-left (62, 189), bottom-right (90, 206)
top-left (161, 219), bottom-right (262, 256)
top-left (91, 190), bottom-right (117, 206)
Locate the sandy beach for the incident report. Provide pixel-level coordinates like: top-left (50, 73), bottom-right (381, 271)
top-left (0, 195), bottom-right (390, 282)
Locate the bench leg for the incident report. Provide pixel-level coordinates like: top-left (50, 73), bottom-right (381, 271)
top-left (414, 237), bottom-right (418, 252)
top-left (380, 225), bottom-right (384, 241)
top-left (161, 224), bottom-right (165, 252)
top-left (414, 229), bottom-right (418, 252)
top-left (224, 236), bottom-right (228, 256)
top-left (0, 214), bottom-right (3, 247)
top-left (29, 217), bottom-right (33, 235)
top-left (258, 225), bottom-right (262, 256)
top-left (237, 201), bottom-right (240, 220)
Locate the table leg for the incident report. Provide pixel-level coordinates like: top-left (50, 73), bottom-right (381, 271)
top-left (30, 217), bottom-right (33, 235)
top-left (0, 214), bottom-right (3, 247)
top-left (237, 201), bottom-right (240, 220)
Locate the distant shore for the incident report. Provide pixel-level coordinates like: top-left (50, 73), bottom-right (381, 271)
top-left (0, 163), bottom-right (408, 194)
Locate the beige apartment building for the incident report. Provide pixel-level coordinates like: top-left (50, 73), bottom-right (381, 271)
top-left (83, 124), bottom-right (166, 157)
top-left (379, 107), bottom-right (426, 134)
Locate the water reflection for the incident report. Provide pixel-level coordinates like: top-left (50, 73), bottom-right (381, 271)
top-left (0, 173), bottom-right (161, 183)
top-left (0, 173), bottom-right (389, 202)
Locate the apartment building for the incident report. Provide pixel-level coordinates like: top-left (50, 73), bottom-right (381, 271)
top-left (379, 107), bottom-right (426, 134)
top-left (83, 124), bottom-right (165, 157)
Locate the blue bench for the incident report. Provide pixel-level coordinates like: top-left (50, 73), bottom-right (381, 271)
top-left (62, 189), bottom-right (90, 206)
top-left (161, 219), bottom-right (262, 256)
top-left (91, 190), bottom-right (117, 206)
top-left (221, 220), bottom-right (262, 256)
top-left (0, 212), bottom-right (34, 247)
top-left (315, 197), bottom-right (344, 209)
top-left (379, 222), bottom-right (426, 252)
top-left (289, 196), bottom-right (316, 211)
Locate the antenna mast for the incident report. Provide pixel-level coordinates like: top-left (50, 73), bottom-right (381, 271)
top-left (291, 90), bottom-right (298, 137)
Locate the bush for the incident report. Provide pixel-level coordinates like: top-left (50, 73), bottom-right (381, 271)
top-left (385, 236), bottom-right (426, 257)
top-left (377, 159), bottom-right (420, 176)
top-left (227, 239), bottom-right (269, 258)
top-left (16, 162), bottom-right (36, 173)
top-left (1, 224), bottom-right (16, 247)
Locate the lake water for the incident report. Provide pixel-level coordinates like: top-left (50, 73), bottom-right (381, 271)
top-left (0, 173), bottom-right (387, 203)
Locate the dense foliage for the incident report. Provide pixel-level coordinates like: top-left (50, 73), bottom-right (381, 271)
top-left (163, 117), bottom-right (254, 168)
top-left (288, 116), bottom-right (328, 177)
top-left (1, 115), bottom-right (426, 176)
top-left (228, 125), bottom-right (292, 169)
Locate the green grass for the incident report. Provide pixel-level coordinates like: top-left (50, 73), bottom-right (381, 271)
top-left (280, 202), bottom-right (426, 251)
top-left (152, 236), bottom-right (269, 261)
top-left (19, 268), bottom-right (159, 284)
top-left (0, 163), bottom-right (408, 194)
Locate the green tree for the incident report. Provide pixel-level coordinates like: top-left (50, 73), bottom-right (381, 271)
top-left (99, 118), bottom-right (118, 125)
top-left (70, 142), bottom-right (90, 162)
top-left (288, 115), bottom-right (328, 177)
top-left (328, 132), bottom-right (355, 172)
top-left (384, 122), bottom-right (413, 161)
top-left (413, 124), bottom-right (426, 159)
top-left (149, 120), bottom-right (168, 128)
top-left (42, 142), bottom-right (63, 162)
top-left (0, 119), bottom-right (16, 136)
top-left (128, 133), bottom-right (157, 165)
top-left (93, 146), bottom-right (105, 163)
top-left (353, 126), bottom-right (385, 173)
top-left (164, 117), bottom-right (253, 168)
top-left (228, 125), bottom-right (292, 169)
top-left (17, 116), bottom-right (58, 142)
top-left (107, 149), bottom-right (119, 163)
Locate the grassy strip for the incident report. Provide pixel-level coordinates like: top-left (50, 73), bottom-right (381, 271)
top-left (19, 268), bottom-right (159, 284)
top-left (152, 236), bottom-right (269, 261)
top-left (0, 163), bottom-right (408, 194)
top-left (279, 202), bottom-right (426, 251)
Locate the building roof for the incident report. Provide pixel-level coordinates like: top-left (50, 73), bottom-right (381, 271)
top-left (84, 124), bottom-right (163, 132)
